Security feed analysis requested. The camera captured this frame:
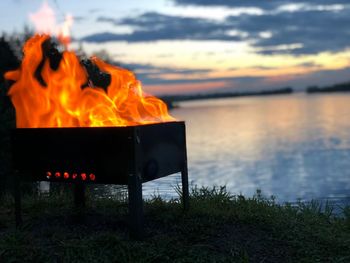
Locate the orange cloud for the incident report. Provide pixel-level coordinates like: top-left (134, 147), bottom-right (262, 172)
top-left (143, 81), bottom-right (229, 95)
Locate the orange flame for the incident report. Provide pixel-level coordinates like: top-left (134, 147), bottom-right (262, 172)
top-left (5, 34), bottom-right (175, 128)
top-left (29, 1), bottom-right (56, 35)
top-left (29, 1), bottom-right (73, 48)
top-left (57, 14), bottom-right (73, 48)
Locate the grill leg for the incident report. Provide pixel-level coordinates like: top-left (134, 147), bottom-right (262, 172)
top-left (14, 172), bottom-right (22, 227)
top-left (181, 166), bottom-right (189, 211)
top-left (74, 183), bottom-right (85, 209)
top-left (128, 174), bottom-right (143, 239)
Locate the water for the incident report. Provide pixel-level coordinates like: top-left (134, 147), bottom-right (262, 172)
top-left (142, 93), bottom-right (350, 205)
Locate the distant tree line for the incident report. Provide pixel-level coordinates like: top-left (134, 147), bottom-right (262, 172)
top-left (161, 87), bottom-right (294, 107)
top-left (306, 82), bottom-right (350, 93)
top-left (0, 35), bottom-right (21, 198)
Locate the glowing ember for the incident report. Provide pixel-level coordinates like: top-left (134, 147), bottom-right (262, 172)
top-left (89, 173), bottom-right (96, 181)
top-left (63, 172), bottom-right (69, 179)
top-left (81, 173), bottom-right (87, 181)
top-left (4, 34), bottom-right (174, 128)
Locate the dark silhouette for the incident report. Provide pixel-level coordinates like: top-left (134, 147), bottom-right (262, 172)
top-left (161, 87), bottom-right (293, 108)
top-left (307, 82), bottom-right (350, 93)
top-left (0, 36), bottom-right (19, 198)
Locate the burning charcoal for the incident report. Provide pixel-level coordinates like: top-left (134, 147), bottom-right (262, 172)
top-left (34, 38), bottom-right (63, 87)
top-left (81, 59), bottom-right (111, 91)
top-left (34, 62), bottom-right (46, 87)
top-left (5, 34), bottom-right (174, 128)
top-left (43, 41), bottom-right (62, 71)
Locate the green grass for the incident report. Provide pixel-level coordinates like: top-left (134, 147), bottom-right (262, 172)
top-left (0, 186), bottom-right (349, 263)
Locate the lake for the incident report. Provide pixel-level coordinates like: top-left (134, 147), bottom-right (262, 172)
top-left (141, 93), bottom-right (350, 205)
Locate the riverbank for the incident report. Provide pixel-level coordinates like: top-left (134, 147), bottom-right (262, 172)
top-left (0, 186), bottom-right (349, 262)
top-left (160, 87), bottom-right (293, 109)
top-left (306, 82), bottom-right (350, 93)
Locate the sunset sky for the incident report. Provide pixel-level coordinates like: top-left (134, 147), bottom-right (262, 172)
top-left (1, 0), bottom-right (350, 95)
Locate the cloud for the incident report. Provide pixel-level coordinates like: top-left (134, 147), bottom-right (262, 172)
top-left (81, 4), bottom-right (350, 55)
top-left (122, 62), bottom-right (212, 85)
top-left (141, 75), bottom-right (263, 86)
top-left (82, 12), bottom-right (241, 42)
top-left (113, 61), bottom-right (350, 95)
top-left (81, 32), bottom-right (126, 42)
top-left (143, 75), bottom-right (266, 95)
top-left (275, 66), bottom-right (350, 89)
top-left (117, 62), bottom-right (263, 89)
top-left (227, 8), bottom-right (350, 54)
top-left (173, 0), bottom-right (350, 9)
top-left (73, 16), bottom-right (85, 22)
top-left (88, 8), bottom-right (102, 13)
top-left (173, 0), bottom-right (280, 9)
top-left (297, 62), bottom-right (322, 68)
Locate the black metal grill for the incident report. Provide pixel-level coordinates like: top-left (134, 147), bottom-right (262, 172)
top-left (12, 121), bottom-right (189, 238)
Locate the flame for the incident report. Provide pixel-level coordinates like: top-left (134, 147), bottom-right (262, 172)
top-left (29, 1), bottom-right (73, 48)
top-left (57, 14), bottom-right (74, 48)
top-left (29, 1), bottom-right (56, 35)
top-left (4, 34), bottom-right (175, 128)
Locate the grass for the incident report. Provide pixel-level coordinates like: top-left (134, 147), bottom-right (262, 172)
top-left (0, 186), bottom-right (349, 263)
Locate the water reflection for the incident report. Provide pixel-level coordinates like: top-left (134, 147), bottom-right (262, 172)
top-left (142, 93), bottom-right (350, 204)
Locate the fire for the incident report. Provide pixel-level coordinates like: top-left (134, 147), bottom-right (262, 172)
top-left (4, 34), bottom-right (174, 128)
top-left (29, 1), bottom-right (73, 49)
top-left (57, 14), bottom-right (74, 48)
